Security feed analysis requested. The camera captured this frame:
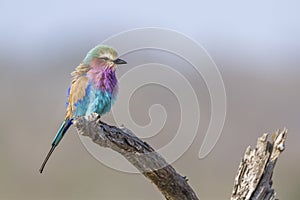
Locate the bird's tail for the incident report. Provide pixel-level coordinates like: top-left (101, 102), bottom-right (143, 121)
top-left (39, 119), bottom-right (73, 173)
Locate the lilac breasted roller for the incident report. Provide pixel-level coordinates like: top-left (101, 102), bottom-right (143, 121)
top-left (39, 45), bottom-right (127, 173)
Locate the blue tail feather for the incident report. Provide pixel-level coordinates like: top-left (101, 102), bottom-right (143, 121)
top-left (39, 118), bottom-right (73, 173)
top-left (52, 119), bottom-right (73, 146)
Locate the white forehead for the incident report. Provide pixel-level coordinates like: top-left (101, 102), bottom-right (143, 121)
top-left (98, 46), bottom-right (118, 60)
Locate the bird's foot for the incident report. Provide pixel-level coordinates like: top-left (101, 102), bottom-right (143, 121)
top-left (90, 113), bottom-right (102, 124)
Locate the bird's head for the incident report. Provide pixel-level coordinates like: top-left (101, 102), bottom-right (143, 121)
top-left (83, 45), bottom-right (127, 70)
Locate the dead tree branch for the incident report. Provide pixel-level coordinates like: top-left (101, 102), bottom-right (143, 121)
top-left (231, 129), bottom-right (287, 200)
top-left (74, 113), bottom-right (199, 200)
top-left (74, 113), bottom-right (287, 200)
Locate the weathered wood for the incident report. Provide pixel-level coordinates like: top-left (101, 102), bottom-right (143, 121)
top-left (231, 129), bottom-right (287, 200)
top-left (74, 113), bottom-right (287, 200)
top-left (74, 113), bottom-right (199, 200)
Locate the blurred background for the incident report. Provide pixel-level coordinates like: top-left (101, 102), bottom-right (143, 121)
top-left (0, 0), bottom-right (299, 199)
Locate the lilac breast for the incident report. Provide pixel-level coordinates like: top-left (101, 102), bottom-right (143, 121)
top-left (87, 66), bottom-right (118, 96)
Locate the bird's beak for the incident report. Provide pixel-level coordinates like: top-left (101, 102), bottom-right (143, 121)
top-left (114, 58), bottom-right (127, 65)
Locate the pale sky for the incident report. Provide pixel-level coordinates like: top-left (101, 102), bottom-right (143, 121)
top-left (0, 0), bottom-right (299, 69)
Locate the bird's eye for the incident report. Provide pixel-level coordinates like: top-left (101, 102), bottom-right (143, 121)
top-left (101, 57), bottom-right (109, 61)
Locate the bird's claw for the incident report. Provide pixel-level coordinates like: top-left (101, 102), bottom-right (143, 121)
top-left (90, 113), bottom-right (102, 124)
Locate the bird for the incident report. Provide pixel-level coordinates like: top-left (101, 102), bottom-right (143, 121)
top-left (39, 45), bottom-right (127, 173)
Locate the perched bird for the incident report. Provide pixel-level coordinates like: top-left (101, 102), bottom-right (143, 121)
top-left (39, 45), bottom-right (127, 173)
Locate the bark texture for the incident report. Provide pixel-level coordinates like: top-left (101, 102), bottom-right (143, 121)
top-left (231, 129), bottom-right (287, 200)
top-left (74, 113), bottom-right (287, 200)
top-left (74, 113), bottom-right (199, 200)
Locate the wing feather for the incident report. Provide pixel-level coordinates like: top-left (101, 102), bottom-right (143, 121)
top-left (66, 64), bottom-right (90, 119)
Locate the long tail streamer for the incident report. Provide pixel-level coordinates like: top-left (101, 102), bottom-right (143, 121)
top-left (39, 119), bottom-right (73, 173)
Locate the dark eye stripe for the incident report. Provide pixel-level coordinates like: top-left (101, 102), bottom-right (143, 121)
top-left (100, 57), bottom-right (109, 61)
